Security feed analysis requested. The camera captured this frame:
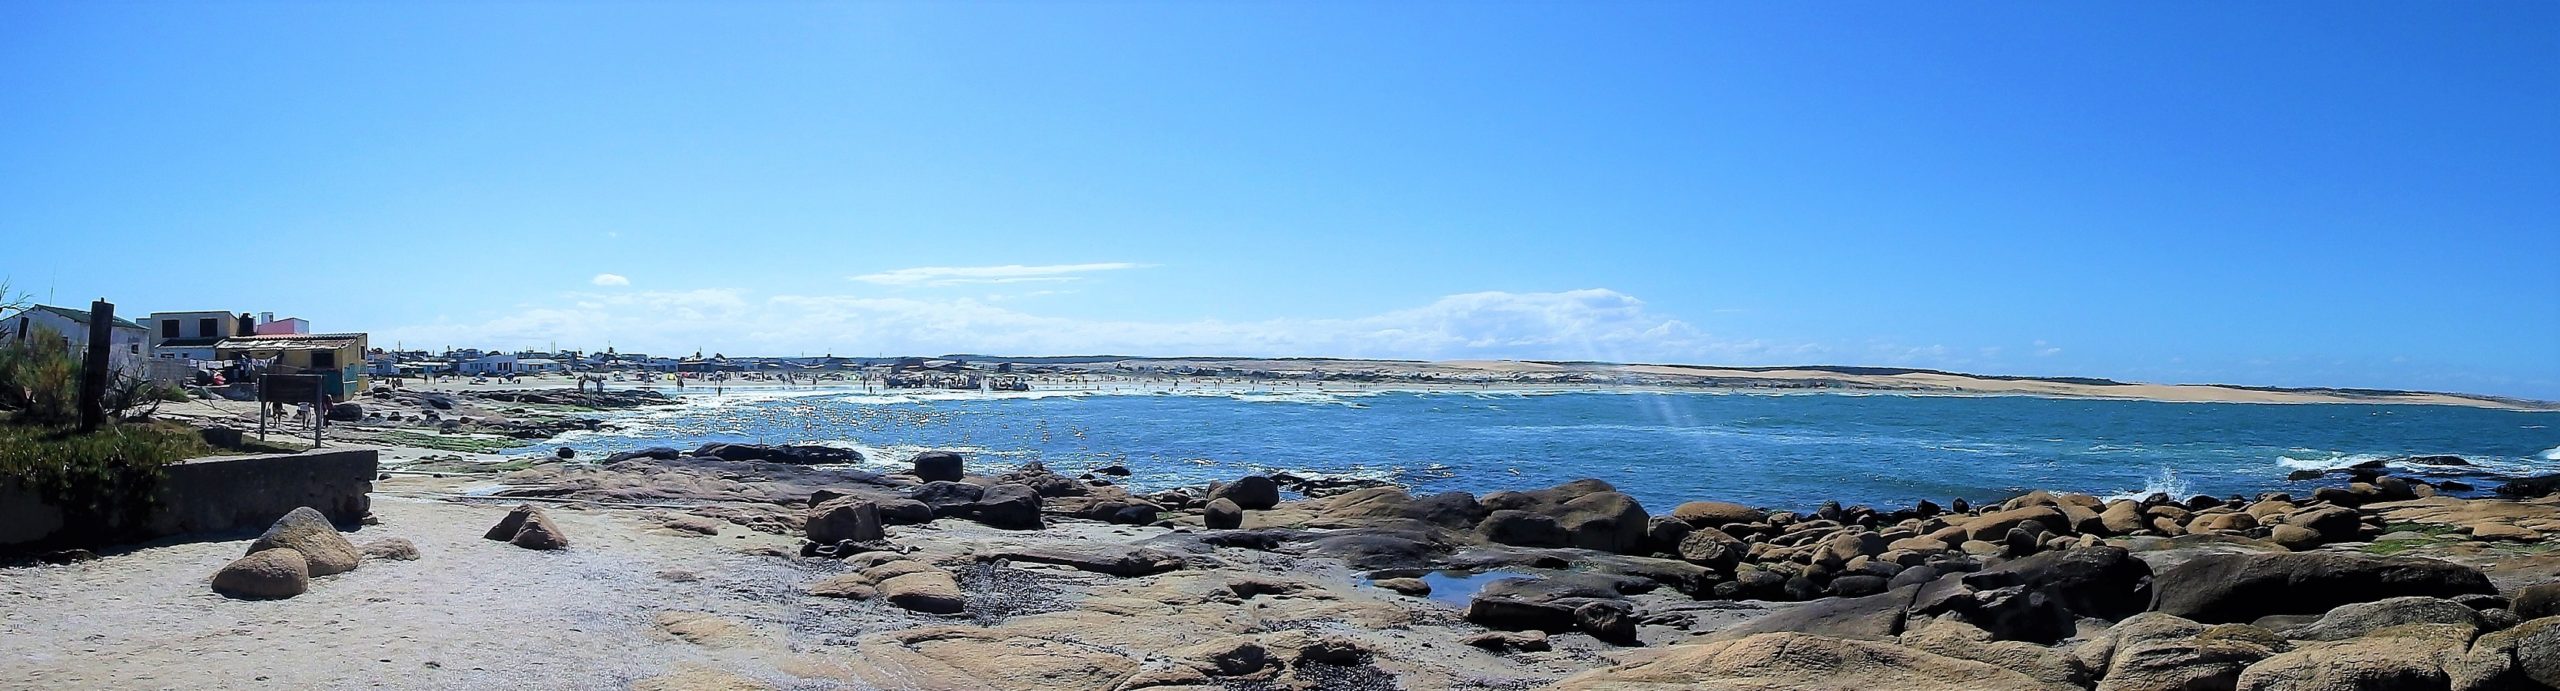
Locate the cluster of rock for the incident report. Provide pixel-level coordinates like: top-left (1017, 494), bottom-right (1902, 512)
top-left (209, 506), bottom-right (413, 599)
top-left (1252, 472), bottom-right (2560, 689)
top-left (2286, 455), bottom-right (2560, 502)
top-left (1407, 474), bottom-right (2503, 607)
top-left (329, 389), bottom-right (640, 437)
top-left (1560, 563), bottom-right (2560, 690)
top-left (444, 441), bottom-right (2560, 689)
top-left (210, 503), bottom-right (566, 602)
top-left (763, 455), bottom-right (1201, 621)
top-left (897, 457), bottom-right (1183, 532)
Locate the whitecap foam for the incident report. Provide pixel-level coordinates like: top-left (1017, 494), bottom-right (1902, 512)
top-left (2105, 467), bottom-right (2192, 502)
top-left (2437, 454), bottom-right (2554, 479)
top-left (1214, 391), bottom-right (1372, 406)
top-left (2276, 451), bottom-right (2393, 471)
top-left (2272, 449), bottom-right (2554, 480)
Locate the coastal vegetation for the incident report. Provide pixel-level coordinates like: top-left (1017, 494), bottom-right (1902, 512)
top-left (0, 419), bottom-right (203, 517)
top-left (0, 296), bottom-right (205, 529)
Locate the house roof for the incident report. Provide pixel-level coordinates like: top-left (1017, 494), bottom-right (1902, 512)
top-left (27, 304), bottom-right (145, 330)
top-left (158, 337), bottom-right (224, 348)
top-left (215, 333), bottom-right (365, 351)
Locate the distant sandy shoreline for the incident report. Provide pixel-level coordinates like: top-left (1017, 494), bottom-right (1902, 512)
top-left (387, 356), bottom-right (2558, 412)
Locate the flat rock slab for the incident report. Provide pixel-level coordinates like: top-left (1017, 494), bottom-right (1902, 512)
top-left (992, 545), bottom-right (1183, 577)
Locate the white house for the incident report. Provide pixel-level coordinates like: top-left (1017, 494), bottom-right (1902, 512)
top-left (145, 310), bottom-right (245, 362)
top-left (458, 353), bottom-right (517, 375)
top-left (1, 304), bottom-right (150, 373)
top-left (516, 358), bottom-right (565, 374)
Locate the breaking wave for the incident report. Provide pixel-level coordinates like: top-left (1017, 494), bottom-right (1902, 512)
top-left (2276, 451), bottom-right (2394, 471)
top-left (2107, 467), bottom-right (2192, 502)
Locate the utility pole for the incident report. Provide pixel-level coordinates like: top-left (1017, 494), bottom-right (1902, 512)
top-left (77, 299), bottom-right (114, 432)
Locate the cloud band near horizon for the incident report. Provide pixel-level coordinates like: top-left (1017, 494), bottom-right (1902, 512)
top-left (374, 286), bottom-right (1808, 363)
top-left (849, 262), bottom-right (1150, 287)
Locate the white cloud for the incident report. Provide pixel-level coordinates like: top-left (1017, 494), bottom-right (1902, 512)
top-left (850, 262), bottom-right (1147, 287)
top-left (591, 273), bottom-right (631, 287)
top-left (376, 287), bottom-right (1816, 363)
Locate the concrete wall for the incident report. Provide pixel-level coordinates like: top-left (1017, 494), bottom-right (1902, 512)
top-left (1, 449), bottom-right (375, 551)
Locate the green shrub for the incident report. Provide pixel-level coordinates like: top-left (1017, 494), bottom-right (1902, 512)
top-left (0, 328), bottom-right (79, 424)
top-left (0, 419), bottom-right (207, 529)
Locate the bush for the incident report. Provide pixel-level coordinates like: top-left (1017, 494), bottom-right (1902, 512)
top-left (102, 371), bottom-right (185, 419)
top-left (0, 420), bottom-right (206, 533)
top-left (0, 328), bottom-right (79, 424)
top-left (0, 325), bottom-right (189, 424)
top-left (0, 318), bottom-right (208, 540)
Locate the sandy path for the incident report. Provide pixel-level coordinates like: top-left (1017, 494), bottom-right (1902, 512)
top-left (0, 497), bottom-right (817, 690)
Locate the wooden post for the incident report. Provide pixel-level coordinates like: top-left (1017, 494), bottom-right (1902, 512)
top-left (77, 299), bottom-right (114, 432)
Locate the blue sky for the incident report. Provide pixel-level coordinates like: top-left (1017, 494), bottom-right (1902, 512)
top-left (3, 3), bottom-right (2554, 398)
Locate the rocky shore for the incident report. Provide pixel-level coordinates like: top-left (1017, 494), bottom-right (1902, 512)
top-left (400, 441), bottom-right (2560, 688)
top-left (9, 427), bottom-right (2559, 689)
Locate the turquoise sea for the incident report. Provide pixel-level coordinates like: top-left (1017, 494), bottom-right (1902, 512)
top-left (555, 387), bottom-right (2560, 511)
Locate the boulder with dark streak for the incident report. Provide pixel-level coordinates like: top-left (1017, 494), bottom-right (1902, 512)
top-left (2149, 552), bottom-right (2494, 623)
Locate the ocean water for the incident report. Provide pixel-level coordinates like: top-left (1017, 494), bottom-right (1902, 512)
top-left (551, 387), bottom-right (2560, 511)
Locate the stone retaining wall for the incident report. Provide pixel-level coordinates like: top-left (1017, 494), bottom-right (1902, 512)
top-left (1, 449), bottom-right (376, 551)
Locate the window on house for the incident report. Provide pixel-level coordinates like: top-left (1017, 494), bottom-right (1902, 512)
top-left (163, 320), bottom-right (179, 338)
top-left (198, 318), bottom-right (217, 337)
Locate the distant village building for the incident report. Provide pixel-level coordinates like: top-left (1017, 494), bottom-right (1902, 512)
top-left (145, 310), bottom-right (248, 362)
top-left (367, 351), bottom-right (402, 377)
top-left (216, 332), bottom-right (371, 401)
top-left (252, 312), bottom-right (310, 336)
top-left (0, 304), bottom-right (150, 373)
top-left (458, 353), bottom-right (519, 375)
top-left (516, 358), bottom-right (564, 374)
